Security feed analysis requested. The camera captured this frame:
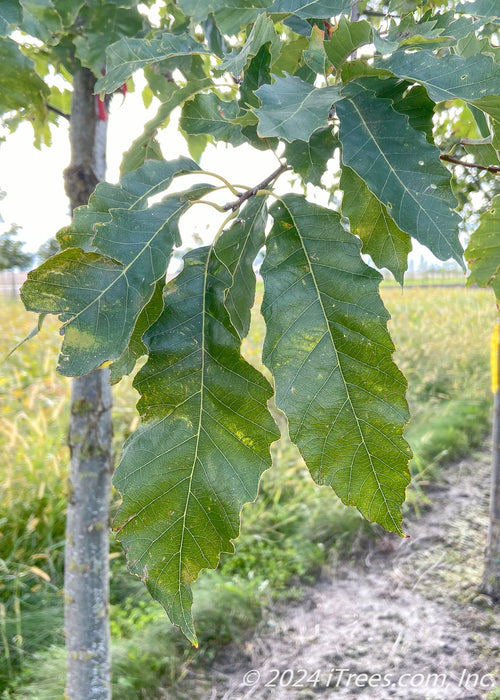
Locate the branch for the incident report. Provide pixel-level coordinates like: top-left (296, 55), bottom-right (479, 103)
top-left (46, 103), bottom-right (70, 121)
top-left (223, 163), bottom-right (290, 211)
top-left (351, 0), bottom-right (360, 22)
top-left (364, 9), bottom-right (397, 17)
top-left (440, 153), bottom-right (500, 174)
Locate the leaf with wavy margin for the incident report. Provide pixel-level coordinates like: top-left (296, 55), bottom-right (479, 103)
top-left (284, 126), bottom-right (337, 186)
top-left (337, 78), bottom-right (462, 264)
top-left (376, 49), bottom-right (500, 105)
top-left (178, 0), bottom-right (270, 35)
top-left (269, 0), bottom-right (351, 17)
top-left (95, 33), bottom-right (209, 94)
top-left (255, 74), bottom-right (340, 142)
top-left (113, 245), bottom-right (279, 644)
top-left (324, 17), bottom-right (372, 72)
top-left (21, 158), bottom-right (201, 376)
top-left (180, 93), bottom-right (244, 146)
top-left (457, 0), bottom-right (499, 20)
top-left (261, 194), bottom-right (411, 534)
top-left (341, 165), bottom-right (411, 285)
top-left (217, 13), bottom-right (279, 76)
top-left (215, 197), bottom-right (267, 339)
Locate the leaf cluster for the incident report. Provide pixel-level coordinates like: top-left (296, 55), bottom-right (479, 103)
top-left (4, 0), bottom-right (500, 642)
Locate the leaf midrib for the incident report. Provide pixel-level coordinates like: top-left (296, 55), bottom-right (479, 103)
top-left (345, 86), bottom-right (451, 248)
top-left (282, 200), bottom-right (397, 530)
top-left (176, 253), bottom-right (209, 636)
top-left (63, 199), bottom-right (186, 332)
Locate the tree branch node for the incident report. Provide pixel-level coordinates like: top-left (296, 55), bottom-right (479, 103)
top-left (223, 163), bottom-right (289, 211)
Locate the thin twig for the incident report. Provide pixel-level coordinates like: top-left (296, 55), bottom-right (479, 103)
top-left (364, 9), bottom-right (397, 17)
top-left (46, 103), bottom-right (70, 121)
top-left (440, 153), bottom-right (500, 174)
top-left (223, 163), bottom-right (290, 211)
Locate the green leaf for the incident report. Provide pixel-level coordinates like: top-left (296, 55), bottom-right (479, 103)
top-left (261, 194), bottom-right (411, 534)
top-left (492, 121), bottom-right (500, 157)
top-left (282, 15), bottom-right (314, 37)
top-left (269, 0), bottom-right (351, 17)
top-left (178, 0), bottom-right (270, 35)
top-left (0, 0), bottom-right (22, 36)
top-left (0, 37), bottom-right (49, 121)
top-left (284, 126), bottom-right (337, 186)
top-left (214, 197), bottom-right (267, 339)
top-left (217, 13), bottom-right (279, 77)
top-left (180, 93), bottom-right (244, 146)
top-left (324, 17), bottom-right (372, 72)
top-left (463, 140), bottom-right (500, 168)
top-left (271, 35), bottom-right (307, 76)
top-left (109, 280), bottom-right (164, 384)
top-left (20, 0), bottom-right (62, 45)
top-left (238, 44), bottom-right (278, 150)
top-left (457, 0), bottom-right (499, 20)
top-left (57, 172), bottom-right (152, 251)
top-left (254, 74), bottom-right (339, 142)
top-left (52, 0), bottom-right (85, 27)
top-left (303, 24), bottom-right (327, 74)
top-left (96, 33), bottom-right (209, 94)
top-left (470, 98), bottom-right (500, 154)
top-left (21, 158), bottom-right (202, 376)
top-left (465, 194), bottom-right (500, 297)
top-left (473, 96), bottom-right (500, 123)
top-left (113, 245), bottom-right (279, 644)
top-left (202, 13), bottom-right (226, 58)
top-left (432, 11), bottom-right (481, 41)
top-left (340, 165), bottom-right (411, 285)
top-left (337, 79), bottom-right (462, 264)
top-left (121, 78), bottom-right (212, 175)
top-left (373, 14), bottom-right (451, 54)
top-left (374, 78), bottom-right (435, 143)
top-left (469, 103), bottom-right (492, 138)
top-left (74, 3), bottom-right (144, 77)
top-left (239, 42), bottom-right (272, 112)
top-left (376, 49), bottom-right (500, 105)
top-left (456, 32), bottom-right (491, 59)
top-left (390, 84), bottom-right (435, 144)
top-left (341, 59), bottom-right (392, 85)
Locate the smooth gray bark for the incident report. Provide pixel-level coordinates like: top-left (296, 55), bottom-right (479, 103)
top-left (63, 68), bottom-right (113, 700)
top-left (483, 327), bottom-right (500, 599)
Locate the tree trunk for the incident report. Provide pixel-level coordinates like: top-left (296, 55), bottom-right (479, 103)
top-left (483, 321), bottom-right (500, 599)
top-left (63, 68), bottom-right (113, 700)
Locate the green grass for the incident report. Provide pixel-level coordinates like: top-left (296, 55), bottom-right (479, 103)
top-left (0, 283), bottom-right (497, 698)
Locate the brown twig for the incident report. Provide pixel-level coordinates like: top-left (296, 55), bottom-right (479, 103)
top-left (223, 163), bottom-right (290, 211)
top-left (440, 153), bottom-right (500, 174)
top-left (46, 103), bottom-right (70, 121)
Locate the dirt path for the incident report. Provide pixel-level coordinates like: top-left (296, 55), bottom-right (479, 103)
top-left (169, 449), bottom-right (500, 700)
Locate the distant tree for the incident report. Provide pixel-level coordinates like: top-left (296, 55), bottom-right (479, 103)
top-left (0, 225), bottom-right (33, 271)
top-left (37, 237), bottom-right (60, 262)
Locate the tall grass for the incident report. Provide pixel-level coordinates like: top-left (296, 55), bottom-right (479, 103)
top-left (0, 283), bottom-right (497, 697)
top-left (385, 286), bottom-right (496, 480)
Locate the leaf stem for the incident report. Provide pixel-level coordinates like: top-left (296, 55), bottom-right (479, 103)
top-left (197, 170), bottom-right (247, 196)
top-left (212, 209), bottom-right (240, 244)
top-left (223, 163), bottom-right (290, 211)
top-left (440, 153), bottom-right (500, 174)
top-left (189, 199), bottom-right (226, 212)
